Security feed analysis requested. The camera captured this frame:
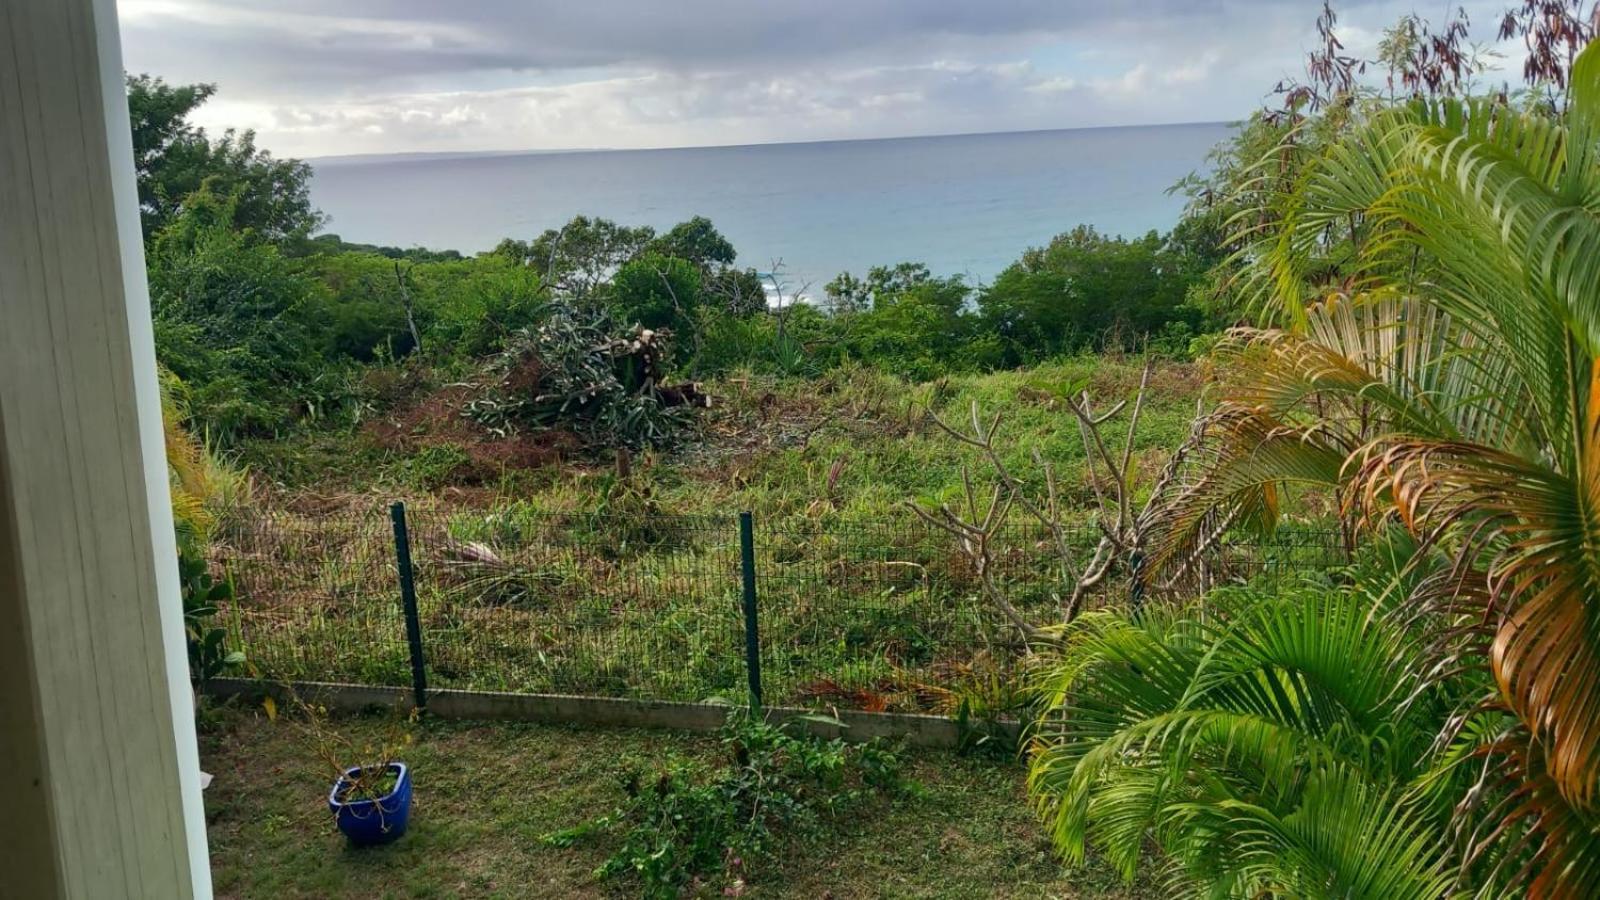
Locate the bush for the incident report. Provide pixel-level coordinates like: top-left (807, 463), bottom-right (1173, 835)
top-left (546, 712), bottom-right (909, 897)
top-left (836, 265), bottom-right (989, 379)
top-left (693, 306), bottom-right (826, 377)
top-left (609, 252), bottom-right (705, 340)
top-left (147, 191), bottom-right (330, 439)
top-left (978, 226), bottom-right (1212, 363)
top-left (417, 259), bottom-right (547, 362)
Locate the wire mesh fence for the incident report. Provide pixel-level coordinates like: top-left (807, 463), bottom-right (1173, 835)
top-left (210, 503), bottom-right (1350, 713)
top-left (215, 507), bottom-right (411, 686)
top-left (406, 508), bottom-right (743, 700)
top-left (752, 518), bottom-right (1078, 712)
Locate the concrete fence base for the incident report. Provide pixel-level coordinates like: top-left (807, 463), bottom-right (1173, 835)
top-left (200, 679), bottom-right (1019, 750)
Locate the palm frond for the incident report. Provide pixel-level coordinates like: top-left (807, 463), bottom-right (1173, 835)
top-left (1146, 40), bottom-right (1600, 892)
top-left (1026, 580), bottom-right (1462, 895)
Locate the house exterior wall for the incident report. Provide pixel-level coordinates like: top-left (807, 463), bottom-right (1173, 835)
top-left (0, 0), bottom-right (211, 895)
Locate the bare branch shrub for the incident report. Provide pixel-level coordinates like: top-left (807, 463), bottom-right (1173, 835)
top-left (910, 360), bottom-right (1199, 641)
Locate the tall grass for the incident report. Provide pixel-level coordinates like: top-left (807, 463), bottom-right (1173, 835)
top-left (211, 358), bottom-right (1287, 712)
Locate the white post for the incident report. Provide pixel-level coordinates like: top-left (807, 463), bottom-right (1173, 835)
top-left (0, 0), bottom-right (212, 896)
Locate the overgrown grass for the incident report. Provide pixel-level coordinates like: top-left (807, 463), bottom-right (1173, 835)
top-left (199, 706), bottom-right (1149, 898)
top-left (217, 504), bottom-right (1084, 710)
top-left (214, 358), bottom-right (1340, 711)
top-left (237, 357), bottom-right (1203, 519)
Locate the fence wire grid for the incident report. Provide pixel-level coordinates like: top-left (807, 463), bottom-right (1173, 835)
top-left (211, 504), bottom-right (1348, 713)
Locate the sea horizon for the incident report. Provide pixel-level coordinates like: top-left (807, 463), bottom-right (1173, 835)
top-left (306, 119), bottom-right (1235, 167)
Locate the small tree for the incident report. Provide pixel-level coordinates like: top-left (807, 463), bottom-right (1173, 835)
top-left (911, 361), bottom-right (1198, 640)
top-left (496, 215), bottom-right (656, 304)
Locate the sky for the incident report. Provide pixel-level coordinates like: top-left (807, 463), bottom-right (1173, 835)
top-left (116, 1), bottom-right (1531, 159)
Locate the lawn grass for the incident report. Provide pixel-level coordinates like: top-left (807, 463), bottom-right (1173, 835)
top-left (199, 706), bottom-right (1150, 898)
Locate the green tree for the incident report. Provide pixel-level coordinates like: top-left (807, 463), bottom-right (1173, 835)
top-left (822, 271), bottom-right (870, 315)
top-left (645, 216), bottom-right (766, 318)
top-left (494, 215), bottom-right (655, 302)
top-left (413, 256), bottom-right (547, 361)
top-left (306, 233), bottom-right (464, 262)
top-left (844, 267), bottom-right (988, 379)
top-left (147, 187), bottom-right (326, 437)
top-left (126, 74), bottom-right (322, 242)
top-left (824, 262), bottom-right (944, 315)
top-left (979, 227), bottom-right (1204, 362)
top-left (302, 252), bottom-right (438, 362)
top-left (609, 252), bottom-right (705, 337)
top-left (704, 266), bottom-right (767, 317)
top-left (645, 215), bottom-right (736, 269)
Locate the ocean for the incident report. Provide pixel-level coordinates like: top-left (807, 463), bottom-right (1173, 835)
top-left (309, 122), bottom-right (1232, 292)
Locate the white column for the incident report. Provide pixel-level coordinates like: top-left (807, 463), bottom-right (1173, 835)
top-left (0, 0), bottom-right (211, 896)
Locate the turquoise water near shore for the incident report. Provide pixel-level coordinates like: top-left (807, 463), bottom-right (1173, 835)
top-left (310, 122), bottom-right (1231, 291)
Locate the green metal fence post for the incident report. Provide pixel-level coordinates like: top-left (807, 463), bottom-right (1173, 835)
top-left (390, 501), bottom-right (429, 712)
top-left (739, 511), bottom-right (763, 711)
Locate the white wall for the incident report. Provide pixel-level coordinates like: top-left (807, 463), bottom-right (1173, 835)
top-left (0, 0), bottom-right (211, 895)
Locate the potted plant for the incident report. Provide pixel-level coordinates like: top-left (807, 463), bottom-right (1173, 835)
top-left (328, 759), bottom-right (413, 846)
top-left (293, 694), bottom-right (417, 847)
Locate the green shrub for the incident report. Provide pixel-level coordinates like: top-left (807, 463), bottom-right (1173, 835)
top-left (547, 712), bottom-right (910, 897)
top-left (178, 535), bottom-right (245, 685)
top-left (610, 252), bottom-right (704, 337)
top-left (1025, 542), bottom-right (1488, 896)
top-left (148, 192), bottom-right (331, 439)
top-left (978, 225), bottom-right (1215, 364)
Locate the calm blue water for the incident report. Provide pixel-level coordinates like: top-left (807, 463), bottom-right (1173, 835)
top-left (310, 123), bottom-right (1231, 291)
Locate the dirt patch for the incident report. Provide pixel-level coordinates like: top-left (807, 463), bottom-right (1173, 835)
top-left (364, 383), bottom-right (480, 452)
top-left (364, 382), bottom-right (581, 486)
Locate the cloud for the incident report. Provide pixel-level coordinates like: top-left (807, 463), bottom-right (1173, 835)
top-left (114, 0), bottom-right (1529, 157)
top-left (1094, 63), bottom-right (1151, 98)
top-left (119, 0), bottom-right (1243, 80)
top-left (1026, 76), bottom-right (1079, 95)
top-left (1163, 51), bottom-right (1221, 87)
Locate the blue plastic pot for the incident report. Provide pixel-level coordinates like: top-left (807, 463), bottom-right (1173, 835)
top-left (328, 762), bottom-right (412, 846)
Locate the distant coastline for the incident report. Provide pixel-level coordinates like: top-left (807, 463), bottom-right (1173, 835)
top-left (309, 147), bottom-right (613, 167)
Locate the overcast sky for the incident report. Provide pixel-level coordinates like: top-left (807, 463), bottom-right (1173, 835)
top-left (116, 1), bottom-right (1529, 159)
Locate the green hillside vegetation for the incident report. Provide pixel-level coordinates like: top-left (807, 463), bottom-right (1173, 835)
top-left (212, 357), bottom-right (1210, 711)
top-left (133, 70), bottom-right (1224, 450)
top-left (155, 2), bottom-right (1600, 892)
top-left (138, 70), bottom-right (1225, 729)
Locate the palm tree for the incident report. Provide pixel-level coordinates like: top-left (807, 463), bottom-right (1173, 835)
top-left (1027, 543), bottom-right (1484, 897)
top-left (1141, 42), bottom-right (1600, 894)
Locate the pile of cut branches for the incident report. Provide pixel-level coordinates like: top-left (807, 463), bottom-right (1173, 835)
top-left (464, 308), bottom-right (710, 449)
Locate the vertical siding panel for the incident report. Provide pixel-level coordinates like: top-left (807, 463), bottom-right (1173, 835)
top-left (0, 0), bottom-right (208, 896)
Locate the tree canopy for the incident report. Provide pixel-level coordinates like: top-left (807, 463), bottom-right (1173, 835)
top-left (127, 74), bottom-right (322, 242)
